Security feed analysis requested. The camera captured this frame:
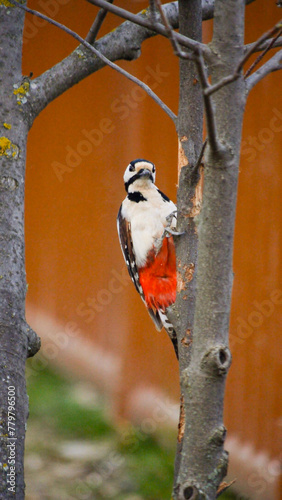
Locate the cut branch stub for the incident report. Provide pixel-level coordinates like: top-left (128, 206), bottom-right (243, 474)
top-left (24, 323), bottom-right (41, 358)
top-left (201, 345), bottom-right (232, 376)
top-left (209, 425), bottom-right (227, 447)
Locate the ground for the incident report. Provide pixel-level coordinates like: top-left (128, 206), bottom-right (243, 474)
top-left (25, 363), bottom-right (245, 500)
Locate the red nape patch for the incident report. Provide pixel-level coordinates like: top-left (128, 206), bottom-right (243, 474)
top-left (139, 236), bottom-right (177, 310)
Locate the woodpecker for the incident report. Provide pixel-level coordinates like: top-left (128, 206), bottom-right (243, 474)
top-left (117, 159), bottom-right (178, 358)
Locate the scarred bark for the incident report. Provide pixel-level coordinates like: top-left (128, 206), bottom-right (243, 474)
top-left (171, 0), bottom-right (204, 493)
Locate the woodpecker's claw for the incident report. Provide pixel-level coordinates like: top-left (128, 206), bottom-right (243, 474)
top-left (166, 210), bottom-right (177, 225)
top-left (164, 227), bottom-right (185, 237)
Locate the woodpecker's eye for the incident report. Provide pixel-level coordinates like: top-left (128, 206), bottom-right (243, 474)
top-left (129, 164), bottom-right (135, 172)
top-left (152, 165), bottom-right (155, 173)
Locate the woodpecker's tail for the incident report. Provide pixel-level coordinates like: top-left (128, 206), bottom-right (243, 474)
top-left (158, 309), bottom-right (178, 359)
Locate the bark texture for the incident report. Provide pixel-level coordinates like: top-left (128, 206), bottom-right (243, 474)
top-left (0, 0), bottom-right (278, 498)
top-left (172, 0), bottom-right (204, 491)
top-left (27, 0), bottom-right (221, 121)
top-left (174, 0), bottom-right (247, 498)
top-left (0, 3), bottom-right (40, 499)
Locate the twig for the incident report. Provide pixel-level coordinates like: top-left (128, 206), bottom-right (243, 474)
top-left (86, 0), bottom-right (210, 56)
top-left (10, 0), bottom-right (177, 123)
top-left (86, 0), bottom-right (114, 44)
top-left (206, 21), bottom-right (282, 96)
top-left (149, 0), bottom-right (158, 24)
top-left (244, 35), bottom-right (282, 53)
top-left (194, 49), bottom-right (219, 152)
top-left (246, 49), bottom-right (282, 91)
top-left (153, 0), bottom-right (192, 59)
top-left (244, 28), bottom-right (282, 78)
top-left (153, 1), bottom-right (219, 152)
top-left (195, 138), bottom-right (208, 171)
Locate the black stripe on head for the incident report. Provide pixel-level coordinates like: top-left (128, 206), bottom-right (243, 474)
top-left (125, 169), bottom-right (154, 192)
top-left (127, 192), bottom-right (147, 203)
top-left (157, 188), bottom-right (170, 202)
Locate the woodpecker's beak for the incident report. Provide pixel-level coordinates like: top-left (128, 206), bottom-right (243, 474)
top-left (138, 168), bottom-right (152, 179)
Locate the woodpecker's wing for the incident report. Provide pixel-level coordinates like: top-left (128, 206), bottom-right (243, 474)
top-left (117, 205), bottom-right (143, 296)
top-left (117, 205), bottom-right (163, 332)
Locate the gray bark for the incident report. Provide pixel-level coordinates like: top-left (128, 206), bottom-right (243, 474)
top-left (174, 0), bottom-right (247, 498)
top-left (0, 4), bottom-right (40, 499)
top-left (172, 0), bottom-right (204, 491)
top-left (0, 0), bottom-right (279, 498)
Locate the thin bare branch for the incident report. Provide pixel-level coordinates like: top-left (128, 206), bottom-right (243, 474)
top-left (11, 1), bottom-right (177, 123)
top-left (153, 0), bottom-right (219, 151)
top-left (195, 138), bottom-right (208, 171)
top-left (206, 20), bottom-right (282, 96)
top-left (149, 0), bottom-right (158, 24)
top-left (154, 0), bottom-right (192, 58)
top-left (244, 35), bottom-right (282, 53)
top-left (87, 0), bottom-right (210, 56)
top-left (194, 49), bottom-right (220, 152)
top-left (246, 49), bottom-right (282, 91)
top-left (244, 28), bottom-right (282, 78)
top-left (85, 0), bottom-right (114, 44)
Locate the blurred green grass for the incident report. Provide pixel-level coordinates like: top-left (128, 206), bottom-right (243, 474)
top-left (26, 363), bottom-right (244, 500)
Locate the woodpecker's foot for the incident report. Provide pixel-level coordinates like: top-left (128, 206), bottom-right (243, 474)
top-left (164, 211), bottom-right (183, 236)
top-left (163, 227), bottom-right (185, 237)
top-left (166, 210), bottom-right (177, 226)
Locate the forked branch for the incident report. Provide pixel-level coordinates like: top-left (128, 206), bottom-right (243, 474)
top-left (153, 0), bottom-right (220, 152)
top-left (206, 21), bottom-right (282, 96)
top-left (246, 49), bottom-right (282, 90)
top-left (86, 0), bottom-right (114, 43)
top-left (87, 0), bottom-right (210, 56)
top-left (11, 0), bottom-right (177, 123)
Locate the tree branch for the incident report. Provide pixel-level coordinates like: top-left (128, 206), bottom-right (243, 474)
top-left (153, 1), bottom-right (220, 152)
top-left (246, 49), bottom-right (282, 91)
top-left (12, 1), bottom-right (176, 122)
top-left (87, 0), bottom-right (210, 56)
top-left (244, 28), bottom-right (282, 78)
top-left (194, 49), bottom-right (221, 152)
top-left (206, 20), bottom-right (282, 96)
top-left (85, 0), bottom-right (114, 44)
top-left (18, 1), bottom-right (179, 118)
top-left (13, 0), bottom-right (254, 119)
top-left (244, 35), bottom-right (282, 53)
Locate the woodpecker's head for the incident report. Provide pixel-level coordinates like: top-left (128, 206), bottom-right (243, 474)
top-left (124, 159), bottom-right (156, 192)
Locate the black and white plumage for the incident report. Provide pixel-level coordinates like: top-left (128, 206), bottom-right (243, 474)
top-left (117, 159), bottom-right (178, 357)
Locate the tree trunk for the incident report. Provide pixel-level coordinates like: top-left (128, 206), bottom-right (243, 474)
top-left (0, 4), bottom-right (39, 498)
top-left (172, 0), bottom-right (204, 493)
top-left (174, 0), bottom-right (247, 498)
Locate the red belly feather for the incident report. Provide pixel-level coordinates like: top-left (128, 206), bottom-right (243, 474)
top-left (139, 235), bottom-right (176, 310)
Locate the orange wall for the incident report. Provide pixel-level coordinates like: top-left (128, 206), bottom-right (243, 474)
top-left (24, 0), bottom-right (281, 466)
